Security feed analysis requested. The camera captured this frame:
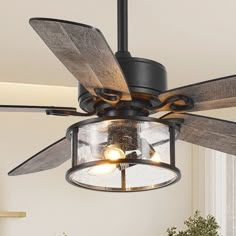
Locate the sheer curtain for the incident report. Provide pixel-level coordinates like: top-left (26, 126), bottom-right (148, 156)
top-left (192, 146), bottom-right (236, 236)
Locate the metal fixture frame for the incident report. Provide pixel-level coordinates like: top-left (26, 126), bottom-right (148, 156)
top-left (65, 116), bottom-right (183, 192)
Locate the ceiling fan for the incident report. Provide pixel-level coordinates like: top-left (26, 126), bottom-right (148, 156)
top-left (4, 0), bottom-right (236, 192)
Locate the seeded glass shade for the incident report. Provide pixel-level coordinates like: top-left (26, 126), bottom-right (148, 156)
top-left (66, 117), bottom-right (181, 192)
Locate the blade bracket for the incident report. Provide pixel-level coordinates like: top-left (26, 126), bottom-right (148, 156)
top-left (94, 88), bottom-right (122, 105)
top-left (149, 95), bottom-right (194, 112)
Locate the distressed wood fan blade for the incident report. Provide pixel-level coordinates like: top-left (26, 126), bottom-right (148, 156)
top-left (162, 113), bottom-right (236, 155)
top-left (0, 105), bottom-right (76, 113)
top-left (8, 137), bottom-right (71, 176)
top-left (30, 18), bottom-right (131, 101)
top-left (158, 75), bottom-right (236, 112)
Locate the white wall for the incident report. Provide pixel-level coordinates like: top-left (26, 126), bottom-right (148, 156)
top-left (0, 83), bottom-right (193, 236)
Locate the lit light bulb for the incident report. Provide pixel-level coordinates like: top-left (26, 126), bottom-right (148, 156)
top-left (103, 145), bottom-right (125, 160)
top-left (151, 152), bottom-right (162, 163)
top-left (88, 164), bottom-right (116, 176)
top-left (87, 145), bottom-right (125, 176)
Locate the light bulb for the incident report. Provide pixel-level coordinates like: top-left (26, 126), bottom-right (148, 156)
top-left (87, 145), bottom-right (125, 176)
top-left (151, 152), bottom-right (162, 163)
top-left (88, 164), bottom-right (116, 176)
top-left (103, 145), bottom-right (125, 160)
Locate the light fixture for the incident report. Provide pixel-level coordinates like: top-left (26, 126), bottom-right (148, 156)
top-left (66, 117), bottom-right (181, 192)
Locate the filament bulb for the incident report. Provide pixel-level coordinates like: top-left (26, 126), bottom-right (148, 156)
top-left (103, 145), bottom-right (125, 160)
top-left (88, 164), bottom-right (116, 176)
top-left (151, 152), bottom-right (162, 163)
top-left (88, 145), bottom-right (125, 176)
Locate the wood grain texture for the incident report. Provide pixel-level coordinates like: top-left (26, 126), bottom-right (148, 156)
top-left (0, 105), bottom-right (76, 113)
top-left (0, 212), bottom-right (26, 218)
top-left (162, 113), bottom-right (236, 155)
top-left (158, 75), bottom-right (236, 112)
top-left (30, 18), bottom-right (131, 101)
top-left (8, 137), bottom-right (71, 176)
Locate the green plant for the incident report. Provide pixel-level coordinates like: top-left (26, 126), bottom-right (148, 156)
top-left (63, 233), bottom-right (68, 236)
top-left (167, 211), bottom-right (220, 236)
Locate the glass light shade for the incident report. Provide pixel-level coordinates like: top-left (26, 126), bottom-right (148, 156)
top-left (66, 117), bottom-right (181, 192)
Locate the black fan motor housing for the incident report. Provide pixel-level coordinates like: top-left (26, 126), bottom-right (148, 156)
top-left (78, 56), bottom-right (167, 113)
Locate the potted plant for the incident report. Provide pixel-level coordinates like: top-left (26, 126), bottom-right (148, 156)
top-left (167, 211), bottom-right (220, 236)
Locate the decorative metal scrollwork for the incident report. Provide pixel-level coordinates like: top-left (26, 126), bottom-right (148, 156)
top-left (150, 95), bottom-right (194, 112)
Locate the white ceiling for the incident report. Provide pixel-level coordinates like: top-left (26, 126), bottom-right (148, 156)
top-left (1, 0), bottom-right (236, 89)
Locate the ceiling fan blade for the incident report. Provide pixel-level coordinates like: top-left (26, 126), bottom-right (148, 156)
top-left (162, 113), bottom-right (236, 155)
top-left (8, 137), bottom-right (71, 176)
top-left (0, 105), bottom-right (76, 113)
top-left (158, 75), bottom-right (236, 112)
top-left (30, 18), bottom-right (131, 101)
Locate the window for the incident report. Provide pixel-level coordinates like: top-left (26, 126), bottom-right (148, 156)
top-left (192, 146), bottom-right (236, 236)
